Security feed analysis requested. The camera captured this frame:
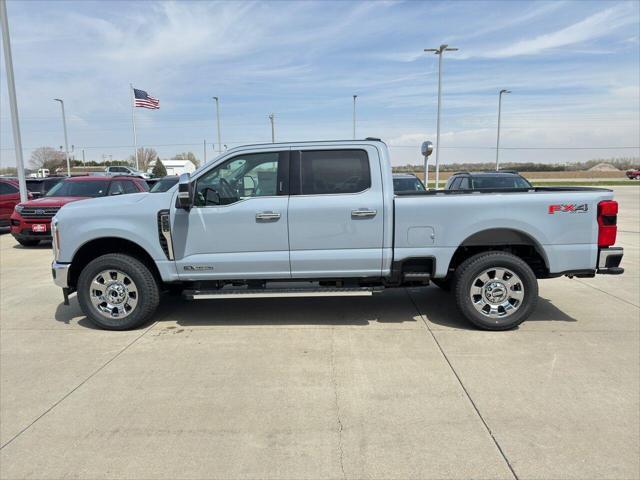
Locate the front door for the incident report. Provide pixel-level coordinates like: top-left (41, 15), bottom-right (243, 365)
top-left (172, 150), bottom-right (290, 280)
top-left (287, 147), bottom-right (384, 278)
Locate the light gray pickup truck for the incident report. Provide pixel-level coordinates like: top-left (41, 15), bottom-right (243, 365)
top-left (51, 139), bottom-right (624, 331)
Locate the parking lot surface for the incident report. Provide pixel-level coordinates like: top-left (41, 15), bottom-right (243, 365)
top-left (1, 187), bottom-right (638, 479)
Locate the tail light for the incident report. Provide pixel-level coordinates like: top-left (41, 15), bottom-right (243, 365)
top-left (597, 200), bottom-right (618, 247)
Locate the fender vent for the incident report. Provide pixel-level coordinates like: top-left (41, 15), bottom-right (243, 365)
top-left (157, 209), bottom-right (174, 260)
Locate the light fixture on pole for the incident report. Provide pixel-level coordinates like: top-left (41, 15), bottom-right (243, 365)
top-left (421, 140), bottom-right (434, 189)
top-left (54, 98), bottom-right (71, 176)
top-left (495, 89), bottom-right (511, 171)
top-left (212, 96), bottom-right (222, 154)
top-left (352, 95), bottom-right (358, 140)
top-left (1, 0), bottom-right (28, 202)
top-left (424, 44), bottom-right (458, 189)
top-left (269, 114), bottom-right (275, 143)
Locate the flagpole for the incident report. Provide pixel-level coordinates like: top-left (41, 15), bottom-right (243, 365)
top-left (130, 84), bottom-right (139, 170)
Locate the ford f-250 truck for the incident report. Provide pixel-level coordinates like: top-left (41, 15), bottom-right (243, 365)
top-left (50, 139), bottom-right (624, 331)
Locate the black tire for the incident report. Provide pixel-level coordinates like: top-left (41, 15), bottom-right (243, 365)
top-left (431, 277), bottom-right (453, 291)
top-left (77, 253), bottom-right (160, 330)
top-left (16, 238), bottom-right (40, 247)
top-left (453, 251), bottom-right (538, 331)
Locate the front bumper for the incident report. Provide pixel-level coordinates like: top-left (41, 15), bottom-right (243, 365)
top-left (52, 261), bottom-right (71, 288)
top-left (597, 247), bottom-right (624, 275)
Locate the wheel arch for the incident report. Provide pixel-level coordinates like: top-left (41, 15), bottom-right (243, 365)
top-left (69, 237), bottom-right (161, 290)
top-left (448, 228), bottom-right (550, 278)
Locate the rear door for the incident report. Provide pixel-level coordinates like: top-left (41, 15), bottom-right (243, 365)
top-left (287, 146), bottom-right (384, 278)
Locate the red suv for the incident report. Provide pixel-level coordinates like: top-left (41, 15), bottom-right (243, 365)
top-left (10, 176), bottom-right (148, 246)
top-left (1, 178), bottom-right (32, 228)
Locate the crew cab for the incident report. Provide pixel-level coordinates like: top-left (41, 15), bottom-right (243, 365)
top-left (51, 140), bottom-right (624, 331)
top-left (12, 175), bottom-right (147, 246)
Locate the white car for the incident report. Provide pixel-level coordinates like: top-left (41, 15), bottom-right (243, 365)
top-left (104, 165), bottom-right (151, 180)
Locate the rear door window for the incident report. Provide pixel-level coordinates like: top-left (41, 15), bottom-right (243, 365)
top-left (122, 180), bottom-right (139, 194)
top-left (299, 150), bottom-right (370, 195)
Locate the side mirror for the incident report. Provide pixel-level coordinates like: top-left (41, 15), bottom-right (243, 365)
top-left (177, 173), bottom-right (193, 209)
top-left (421, 141), bottom-right (434, 157)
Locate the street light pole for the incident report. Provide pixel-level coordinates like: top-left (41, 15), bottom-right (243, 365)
top-left (269, 114), bottom-right (275, 143)
top-left (352, 95), bottom-right (358, 139)
top-left (54, 99), bottom-right (71, 176)
top-left (212, 96), bottom-right (222, 154)
top-left (424, 44), bottom-right (458, 189)
top-left (1, 0), bottom-right (28, 202)
top-left (495, 89), bottom-right (511, 171)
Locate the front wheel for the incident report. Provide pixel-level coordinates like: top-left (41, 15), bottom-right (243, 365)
top-left (453, 251), bottom-right (538, 330)
top-left (77, 253), bottom-right (160, 330)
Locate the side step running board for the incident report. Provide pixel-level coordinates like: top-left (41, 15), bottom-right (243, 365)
top-left (184, 286), bottom-right (384, 300)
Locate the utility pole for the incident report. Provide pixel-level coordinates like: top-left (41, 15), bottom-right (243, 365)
top-left (269, 114), bottom-right (275, 143)
top-left (495, 89), bottom-right (511, 171)
top-left (1, 0), bottom-right (28, 201)
top-left (352, 95), bottom-right (358, 139)
top-left (54, 99), bottom-right (71, 176)
top-left (203, 139), bottom-right (207, 163)
top-left (82, 149), bottom-right (85, 165)
top-left (213, 96), bottom-right (222, 154)
top-left (424, 44), bottom-right (458, 189)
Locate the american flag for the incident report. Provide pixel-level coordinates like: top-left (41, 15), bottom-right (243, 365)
top-left (133, 88), bottom-right (160, 109)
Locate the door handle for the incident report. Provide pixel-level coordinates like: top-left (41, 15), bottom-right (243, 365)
top-left (351, 208), bottom-right (377, 218)
top-left (256, 211), bottom-right (281, 221)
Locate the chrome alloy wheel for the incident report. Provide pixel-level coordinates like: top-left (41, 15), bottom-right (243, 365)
top-left (469, 267), bottom-right (524, 319)
top-left (89, 270), bottom-right (139, 319)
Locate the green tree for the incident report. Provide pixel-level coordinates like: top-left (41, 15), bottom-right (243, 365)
top-left (152, 158), bottom-right (168, 177)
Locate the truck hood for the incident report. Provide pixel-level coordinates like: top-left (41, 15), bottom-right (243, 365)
top-left (20, 196), bottom-right (88, 207)
top-left (59, 192), bottom-right (150, 212)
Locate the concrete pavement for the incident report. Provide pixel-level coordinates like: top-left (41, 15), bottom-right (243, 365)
top-left (0, 187), bottom-right (638, 479)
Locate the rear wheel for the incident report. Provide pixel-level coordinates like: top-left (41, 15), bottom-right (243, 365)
top-left (453, 251), bottom-right (538, 330)
top-left (77, 253), bottom-right (159, 330)
top-left (16, 238), bottom-right (40, 247)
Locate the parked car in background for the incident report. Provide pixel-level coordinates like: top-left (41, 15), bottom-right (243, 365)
top-left (105, 165), bottom-right (151, 180)
top-left (445, 171), bottom-right (533, 190)
top-left (26, 176), bottom-right (66, 198)
top-left (393, 173), bottom-right (425, 192)
top-left (1, 178), bottom-right (30, 228)
top-left (11, 176), bottom-right (148, 246)
top-left (149, 176), bottom-right (179, 192)
top-left (625, 169), bottom-right (640, 180)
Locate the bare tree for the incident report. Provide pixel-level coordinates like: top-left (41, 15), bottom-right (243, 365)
top-left (172, 152), bottom-right (200, 168)
top-left (30, 147), bottom-right (66, 170)
top-left (128, 147), bottom-right (158, 172)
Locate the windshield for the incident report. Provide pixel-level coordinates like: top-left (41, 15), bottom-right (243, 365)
top-left (472, 175), bottom-right (532, 189)
top-left (393, 177), bottom-right (425, 192)
top-left (45, 180), bottom-right (109, 197)
top-left (150, 177), bottom-right (178, 192)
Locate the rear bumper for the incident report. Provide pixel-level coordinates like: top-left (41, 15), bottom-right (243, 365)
top-left (597, 247), bottom-right (624, 275)
top-left (52, 261), bottom-right (71, 289)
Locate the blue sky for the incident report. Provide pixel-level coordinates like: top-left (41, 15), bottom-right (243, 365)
top-left (1, 0), bottom-right (639, 167)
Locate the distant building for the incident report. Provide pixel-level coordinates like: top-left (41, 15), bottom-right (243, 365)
top-left (148, 159), bottom-right (196, 176)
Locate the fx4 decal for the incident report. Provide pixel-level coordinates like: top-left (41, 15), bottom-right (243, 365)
top-left (548, 203), bottom-right (589, 214)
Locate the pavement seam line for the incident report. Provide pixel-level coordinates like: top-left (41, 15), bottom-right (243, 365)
top-left (572, 278), bottom-right (640, 309)
top-left (0, 321), bottom-right (157, 451)
top-left (406, 288), bottom-right (519, 480)
top-left (330, 327), bottom-right (346, 479)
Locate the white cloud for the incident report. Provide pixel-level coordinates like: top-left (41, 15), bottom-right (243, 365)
top-left (473, 4), bottom-right (638, 58)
